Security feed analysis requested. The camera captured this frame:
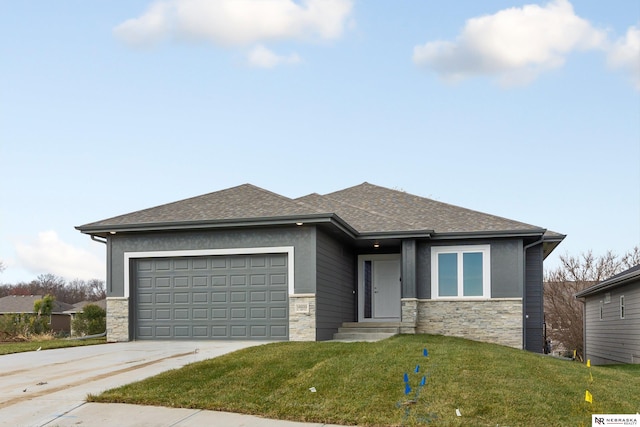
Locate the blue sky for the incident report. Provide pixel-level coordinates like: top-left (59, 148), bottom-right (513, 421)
top-left (1, 0), bottom-right (638, 284)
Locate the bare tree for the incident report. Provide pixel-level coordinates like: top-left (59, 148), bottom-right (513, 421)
top-left (0, 275), bottom-right (106, 304)
top-left (544, 247), bottom-right (639, 359)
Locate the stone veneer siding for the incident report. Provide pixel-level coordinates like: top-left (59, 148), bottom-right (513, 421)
top-left (106, 297), bottom-right (129, 342)
top-left (288, 294), bottom-right (316, 341)
top-left (416, 299), bottom-right (523, 349)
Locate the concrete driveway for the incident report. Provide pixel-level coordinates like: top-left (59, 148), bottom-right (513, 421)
top-left (0, 340), bottom-right (271, 426)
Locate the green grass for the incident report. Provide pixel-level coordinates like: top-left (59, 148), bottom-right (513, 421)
top-left (89, 335), bottom-right (640, 426)
top-left (0, 337), bottom-right (106, 355)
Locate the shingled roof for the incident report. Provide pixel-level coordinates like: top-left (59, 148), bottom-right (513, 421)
top-left (77, 182), bottom-right (564, 242)
top-left (0, 295), bottom-right (74, 314)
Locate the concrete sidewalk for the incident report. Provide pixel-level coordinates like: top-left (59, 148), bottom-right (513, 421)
top-left (0, 341), bottom-right (346, 427)
top-left (49, 402), bottom-right (345, 426)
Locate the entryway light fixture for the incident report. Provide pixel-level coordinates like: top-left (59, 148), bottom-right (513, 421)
top-left (373, 242), bottom-right (380, 248)
top-left (295, 222), bottom-right (304, 226)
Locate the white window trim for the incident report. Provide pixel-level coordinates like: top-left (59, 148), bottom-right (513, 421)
top-left (620, 295), bottom-right (625, 319)
top-left (123, 246), bottom-right (295, 298)
top-left (431, 245), bottom-right (491, 299)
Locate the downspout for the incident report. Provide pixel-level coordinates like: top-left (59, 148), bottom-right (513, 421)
top-left (89, 235), bottom-right (110, 293)
top-left (523, 236), bottom-right (544, 351)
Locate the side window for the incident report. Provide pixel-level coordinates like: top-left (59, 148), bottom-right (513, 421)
top-left (431, 245), bottom-right (490, 298)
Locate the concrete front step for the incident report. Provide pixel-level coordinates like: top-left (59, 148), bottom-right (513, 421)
top-left (336, 327), bottom-right (399, 334)
top-left (332, 332), bottom-right (397, 342)
top-left (332, 322), bottom-right (400, 342)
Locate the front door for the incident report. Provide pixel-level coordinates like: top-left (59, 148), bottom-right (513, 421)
top-left (358, 254), bottom-right (401, 322)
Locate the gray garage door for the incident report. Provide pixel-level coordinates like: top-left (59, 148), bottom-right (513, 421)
top-left (134, 253), bottom-right (288, 340)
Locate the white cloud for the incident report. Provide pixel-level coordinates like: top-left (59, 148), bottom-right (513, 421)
top-left (246, 45), bottom-right (301, 68)
top-left (607, 24), bottom-right (640, 91)
top-left (114, 0), bottom-right (354, 47)
top-left (15, 231), bottom-right (105, 281)
top-left (413, 0), bottom-right (606, 86)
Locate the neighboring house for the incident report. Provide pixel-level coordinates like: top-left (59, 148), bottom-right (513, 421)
top-left (575, 265), bottom-right (640, 365)
top-left (76, 183), bottom-right (565, 352)
top-left (0, 295), bottom-right (74, 334)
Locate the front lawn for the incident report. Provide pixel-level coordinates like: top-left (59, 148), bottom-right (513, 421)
top-left (89, 335), bottom-right (639, 426)
top-left (0, 337), bottom-right (106, 355)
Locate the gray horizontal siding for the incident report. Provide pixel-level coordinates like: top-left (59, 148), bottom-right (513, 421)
top-left (525, 244), bottom-right (543, 353)
top-left (315, 230), bottom-right (355, 341)
top-left (584, 282), bottom-right (640, 364)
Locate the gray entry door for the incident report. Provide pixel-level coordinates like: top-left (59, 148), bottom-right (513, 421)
top-left (134, 254), bottom-right (288, 340)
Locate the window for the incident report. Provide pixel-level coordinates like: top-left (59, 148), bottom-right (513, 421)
top-left (620, 295), bottom-right (625, 319)
top-left (599, 301), bottom-right (603, 320)
top-left (431, 245), bottom-right (490, 298)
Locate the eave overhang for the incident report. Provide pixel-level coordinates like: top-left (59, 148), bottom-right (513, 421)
top-left (75, 213), bottom-right (359, 239)
top-left (575, 268), bottom-right (640, 298)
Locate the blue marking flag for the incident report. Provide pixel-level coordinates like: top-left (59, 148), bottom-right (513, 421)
top-left (423, 348), bottom-right (428, 357)
top-left (403, 373), bottom-right (409, 383)
top-left (420, 376), bottom-right (426, 386)
top-left (415, 364), bottom-right (420, 373)
top-left (405, 383), bottom-right (412, 395)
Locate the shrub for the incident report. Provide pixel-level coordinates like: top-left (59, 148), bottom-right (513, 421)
top-left (72, 304), bottom-right (106, 336)
top-left (0, 313), bottom-right (49, 341)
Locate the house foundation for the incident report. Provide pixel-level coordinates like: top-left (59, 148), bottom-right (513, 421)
top-left (416, 298), bottom-right (523, 348)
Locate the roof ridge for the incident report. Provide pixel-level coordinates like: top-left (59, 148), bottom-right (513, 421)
top-left (332, 182), bottom-right (544, 231)
top-left (248, 185), bottom-right (325, 214)
top-left (318, 193), bottom-right (417, 230)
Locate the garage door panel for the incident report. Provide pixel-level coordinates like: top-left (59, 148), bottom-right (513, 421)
top-left (138, 278), bottom-right (152, 289)
top-left (139, 294), bottom-right (153, 304)
top-left (156, 293), bottom-right (171, 304)
top-left (156, 277), bottom-right (171, 288)
top-left (174, 259), bottom-right (189, 270)
top-left (231, 291), bottom-right (246, 302)
top-left (193, 292), bottom-right (208, 303)
top-left (271, 325), bottom-right (287, 338)
top-left (174, 326), bottom-right (190, 337)
top-left (212, 308), bottom-right (228, 319)
top-left (211, 276), bottom-right (226, 286)
top-left (271, 307), bottom-right (287, 319)
top-left (270, 290), bottom-right (287, 302)
top-left (139, 309), bottom-right (152, 320)
top-left (250, 291), bottom-right (266, 302)
top-left (174, 293), bottom-right (189, 303)
top-left (251, 307), bottom-right (267, 319)
top-left (251, 325), bottom-right (267, 337)
top-left (174, 277), bottom-right (189, 287)
top-left (192, 326), bottom-right (208, 337)
top-left (231, 308), bottom-right (247, 319)
top-left (211, 291), bottom-right (227, 302)
top-left (174, 308), bottom-right (189, 319)
top-left (231, 325), bottom-right (247, 337)
top-left (250, 275), bottom-right (266, 285)
top-left (155, 326), bottom-right (171, 337)
top-left (135, 254), bottom-right (288, 340)
top-left (155, 260), bottom-right (171, 271)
